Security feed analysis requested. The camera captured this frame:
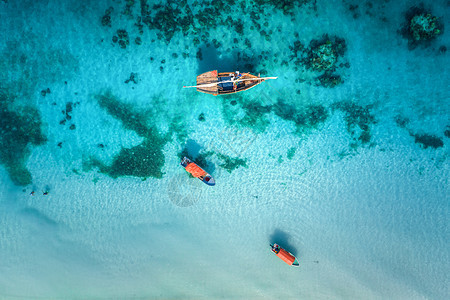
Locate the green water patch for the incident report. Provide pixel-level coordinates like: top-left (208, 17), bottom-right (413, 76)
top-left (240, 100), bottom-right (272, 132)
top-left (394, 114), bottom-right (410, 128)
top-left (332, 101), bottom-right (376, 147)
top-left (412, 133), bottom-right (444, 149)
top-left (89, 91), bottom-right (167, 179)
top-left (0, 39), bottom-right (78, 98)
top-left (220, 95), bottom-right (272, 133)
top-left (0, 90), bottom-right (47, 186)
top-left (95, 92), bottom-right (150, 138)
top-left (216, 153), bottom-right (247, 173)
top-left (169, 115), bottom-right (190, 143)
top-left (287, 147), bottom-right (296, 160)
top-left (253, 0), bottom-right (311, 15)
top-left (273, 99), bottom-right (329, 134)
top-left (86, 138), bottom-right (164, 179)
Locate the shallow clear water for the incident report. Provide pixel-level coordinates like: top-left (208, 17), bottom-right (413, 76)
top-left (0, 0), bottom-right (449, 298)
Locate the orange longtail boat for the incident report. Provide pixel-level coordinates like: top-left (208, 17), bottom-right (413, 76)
top-left (181, 157), bottom-right (215, 186)
top-left (270, 244), bottom-right (299, 266)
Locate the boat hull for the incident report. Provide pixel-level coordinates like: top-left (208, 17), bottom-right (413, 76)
top-left (196, 70), bottom-right (264, 96)
top-left (181, 157), bottom-right (215, 186)
top-left (271, 244), bottom-right (299, 266)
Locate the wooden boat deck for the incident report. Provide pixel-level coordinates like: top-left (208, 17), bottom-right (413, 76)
top-left (196, 70), bottom-right (219, 94)
top-left (196, 70), bottom-right (263, 96)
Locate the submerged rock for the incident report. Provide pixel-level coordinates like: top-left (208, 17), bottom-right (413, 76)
top-left (101, 7), bottom-right (113, 27)
top-left (445, 126), bottom-right (450, 138)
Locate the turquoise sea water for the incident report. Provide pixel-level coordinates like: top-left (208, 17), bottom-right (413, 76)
top-left (0, 0), bottom-right (449, 298)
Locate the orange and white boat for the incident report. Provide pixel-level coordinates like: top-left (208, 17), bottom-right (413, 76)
top-left (270, 244), bottom-right (299, 266)
top-left (181, 157), bottom-right (215, 186)
top-left (183, 70), bottom-right (277, 96)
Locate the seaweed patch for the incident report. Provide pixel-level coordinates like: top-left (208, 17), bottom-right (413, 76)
top-left (273, 99), bottom-right (329, 134)
top-left (287, 147), bottom-right (296, 160)
top-left (0, 90), bottom-right (47, 186)
top-left (88, 138), bottom-right (164, 179)
top-left (88, 91), bottom-right (167, 179)
top-left (216, 153), bottom-right (247, 173)
top-left (412, 133), bottom-right (444, 149)
top-left (332, 101), bottom-right (376, 147)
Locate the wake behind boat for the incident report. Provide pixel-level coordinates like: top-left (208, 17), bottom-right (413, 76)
top-left (183, 70), bottom-right (277, 96)
top-left (270, 244), bottom-right (299, 266)
top-left (181, 157), bottom-right (215, 186)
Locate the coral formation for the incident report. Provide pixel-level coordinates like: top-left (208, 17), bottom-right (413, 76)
top-left (253, 0), bottom-right (310, 16)
top-left (305, 35), bottom-right (347, 72)
top-left (315, 73), bottom-right (342, 88)
top-left (101, 7), bottom-right (113, 27)
top-left (122, 0), bottom-right (135, 18)
top-left (287, 34), bottom-right (348, 88)
top-left (409, 13), bottom-right (442, 41)
top-left (113, 29), bottom-right (130, 49)
top-left (124, 72), bottom-right (138, 84)
top-left (400, 6), bottom-right (444, 49)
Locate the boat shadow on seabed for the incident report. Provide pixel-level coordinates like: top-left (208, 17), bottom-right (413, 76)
top-left (270, 228), bottom-right (298, 257)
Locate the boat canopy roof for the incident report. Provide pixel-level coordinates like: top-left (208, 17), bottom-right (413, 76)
top-left (276, 249), bottom-right (296, 265)
top-left (185, 163), bottom-right (207, 178)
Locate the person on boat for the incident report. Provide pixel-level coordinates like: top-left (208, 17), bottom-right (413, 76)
top-left (272, 244), bottom-right (280, 254)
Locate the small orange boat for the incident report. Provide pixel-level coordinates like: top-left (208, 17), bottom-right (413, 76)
top-left (181, 157), bottom-right (215, 186)
top-left (271, 244), bottom-right (299, 266)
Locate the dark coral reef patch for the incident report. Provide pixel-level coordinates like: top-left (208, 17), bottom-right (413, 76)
top-left (332, 101), bottom-right (376, 147)
top-left (273, 99), bottom-right (329, 134)
top-left (88, 138), bottom-right (164, 179)
top-left (216, 153), bottom-right (247, 173)
top-left (400, 5), bottom-right (444, 49)
top-left (0, 90), bottom-right (47, 186)
top-left (412, 133), bottom-right (444, 149)
top-left (88, 91), bottom-right (166, 179)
